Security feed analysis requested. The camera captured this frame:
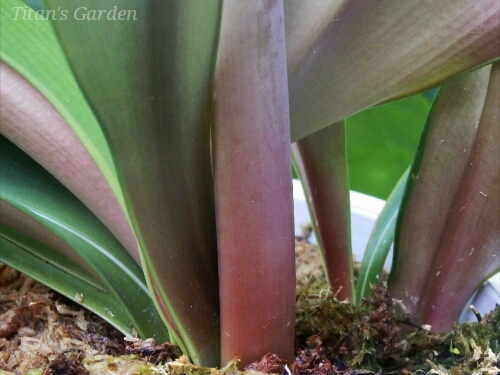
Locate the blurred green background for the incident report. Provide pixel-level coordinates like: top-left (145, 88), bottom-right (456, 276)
top-left (345, 93), bottom-right (434, 200)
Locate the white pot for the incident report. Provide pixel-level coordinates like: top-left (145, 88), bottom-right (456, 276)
top-left (292, 179), bottom-right (500, 324)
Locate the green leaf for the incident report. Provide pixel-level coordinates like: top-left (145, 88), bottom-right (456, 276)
top-left (292, 121), bottom-right (353, 301)
top-left (389, 63), bottom-right (500, 332)
top-left (285, 0), bottom-right (500, 141)
top-left (0, 0), bottom-right (138, 262)
top-left (1, 221), bottom-right (104, 293)
top-left (355, 167), bottom-right (410, 304)
top-left (44, 0), bottom-right (222, 365)
top-left (346, 94), bottom-right (430, 199)
top-left (0, 136), bottom-right (169, 341)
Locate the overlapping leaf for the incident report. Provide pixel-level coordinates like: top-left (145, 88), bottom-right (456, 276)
top-left (44, 0), bottom-right (222, 365)
top-left (389, 64), bottom-right (500, 332)
top-left (285, 0), bottom-right (500, 141)
top-left (0, 136), bottom-right (169, 340)
top-left (0, 0), bottom-right (138, 262)
top-left (0, 237), bottom-right (135, 334)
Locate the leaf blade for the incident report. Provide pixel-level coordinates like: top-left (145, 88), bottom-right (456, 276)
top-left (0, 0), bottom-right (138, 262)
top-left (292, 121), bottom-right (353, 301)
top-left (389, 64), bottom-right (500, 331)
top-left (355, 167), bottom-right (410, 304)
top-left (0, 136), bottom-right (169, 341)
top-left (45, 0), bottom-right (222, 365)
top-left (285, 0), bottom-right (500, 141)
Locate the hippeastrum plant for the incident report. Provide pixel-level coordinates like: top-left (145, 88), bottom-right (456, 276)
top-left (0, 0), bottom-right (499, 368)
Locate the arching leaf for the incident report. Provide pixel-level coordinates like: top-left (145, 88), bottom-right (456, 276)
top-left (285, 0), bottom-right (500, 141)
top-left (355, 167), bottom-right (409, 304)
top-left (0, 136), bottom-right (169, 341)
top-left (0, 0), bottom-right (138, 262)
top-left (44, 0), bottom-right (222, 365)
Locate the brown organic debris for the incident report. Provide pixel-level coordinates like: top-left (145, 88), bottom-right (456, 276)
top-left (292, 343), bottom-right (348, 375)
top-left (0, 266), bottom-right (126, 374)
top-left (245, 353), bottom-right (288, 374)
top-left (245, 348), bottom-right (376, 375)
top-left (359, 284), bottom-right (400, 360)
top-left (0, 301), bottom-right (57, 338)
top-left (43, 349), bottom-right (88, 375)
top-left (125, 336), bottom-right (181, 364)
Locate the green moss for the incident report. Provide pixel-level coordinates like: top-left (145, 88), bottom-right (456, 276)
top-left (296, 281), bottom-right (500, 373)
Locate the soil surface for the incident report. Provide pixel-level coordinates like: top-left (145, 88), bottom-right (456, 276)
top-left (1, 239), bottom-right (499, 374)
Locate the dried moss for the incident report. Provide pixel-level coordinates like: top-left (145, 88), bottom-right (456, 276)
top-left (2, 252), bottom-right (499, 375)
